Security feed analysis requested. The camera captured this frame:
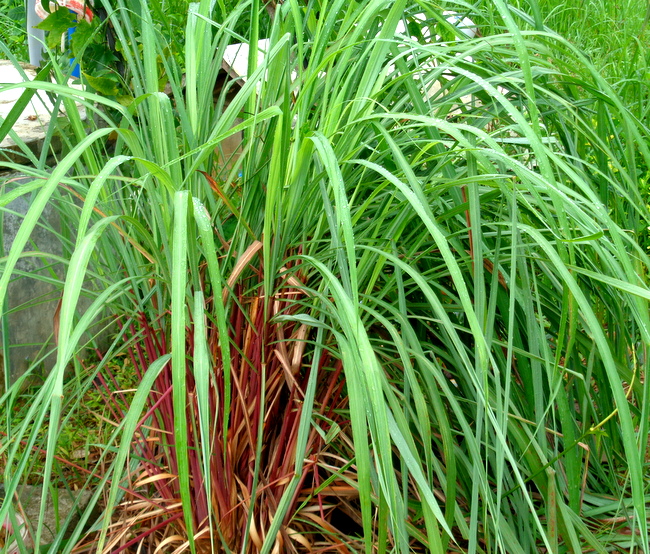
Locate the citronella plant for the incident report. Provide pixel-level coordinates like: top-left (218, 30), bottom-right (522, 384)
top-left (1, 0), bottom-right (649, 552)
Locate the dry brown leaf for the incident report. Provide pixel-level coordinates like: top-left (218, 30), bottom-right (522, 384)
top-left (134, 472), bottom-right (178, 488)
top-left (223, 240), bottom-right (263, 304)
top-left (154, 534), bottom-right (186, 553)
top-left (286, 526), bottom-right (313, 550)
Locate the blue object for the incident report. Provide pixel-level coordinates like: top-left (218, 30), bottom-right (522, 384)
top-left (67, 10), bottom-right (80, 78)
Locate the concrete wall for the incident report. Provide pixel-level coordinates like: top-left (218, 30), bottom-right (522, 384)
top-left (1, 173), bottom-right (115, 388)
top-left (2, 173), bottom-right (62, 386)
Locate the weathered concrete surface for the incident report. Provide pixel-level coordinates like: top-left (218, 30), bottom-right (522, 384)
top-left (1, 172), bottom-right (114, 387)
top-left (1, 483), bottom-right (94, 549)
top-left (0, 60), bottom-right (85, 164)
top-left (17, 485), bottom-right (94, 548)
top-left (1, 61), bottom-right (57, 164)
top-left (1, 172), bottom-right (62, 385)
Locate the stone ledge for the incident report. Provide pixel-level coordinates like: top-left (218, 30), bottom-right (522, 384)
top-left (0, 483), bottom-right (95, 549)
top-left (0, 60), bottom-right (85, 164)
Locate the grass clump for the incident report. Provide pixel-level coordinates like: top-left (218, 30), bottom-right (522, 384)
top-left (0, 0), bottom-right (27, 61)
top-left (1, 0), bottom-right (649, 552)
top-left (0, 354), bottom-right (139, 488)
top-left (523, 0), bottom-right (650, 80)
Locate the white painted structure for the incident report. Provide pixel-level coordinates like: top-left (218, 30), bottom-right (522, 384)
top-left (220, 12), bottom-right (478, 83)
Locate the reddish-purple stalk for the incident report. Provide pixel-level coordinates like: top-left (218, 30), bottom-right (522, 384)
top-left (83, 268), bottom-right (355, 551)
